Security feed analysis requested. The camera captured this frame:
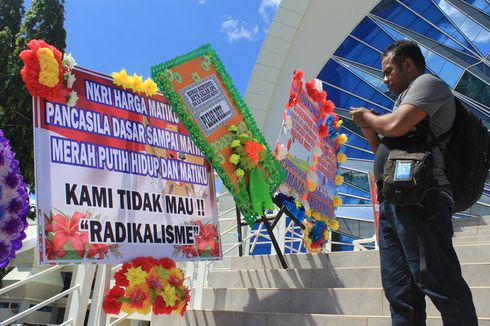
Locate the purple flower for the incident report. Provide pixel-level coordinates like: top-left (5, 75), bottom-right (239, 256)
top-left (0, 130), bottom-right (29, 267)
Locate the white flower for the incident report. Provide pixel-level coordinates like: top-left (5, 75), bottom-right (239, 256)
top-left (275, 144), bottom-right (288, 161)
top-left (67, 91), bottom-right (79, 108)
top-left (314, 79), bottom-right (323, 92)
top-left (65, 71), bottom-right (76, 88)
top-left (63, 53), bottom-right (77, 69)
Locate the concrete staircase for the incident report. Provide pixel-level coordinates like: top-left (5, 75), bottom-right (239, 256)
top-left (157, 216), bottom-right (490, 325)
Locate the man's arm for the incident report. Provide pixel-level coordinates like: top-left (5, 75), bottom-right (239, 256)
top-left (350, 104), bottom-right (427, 137)
top-left (360, 127), bottom-right (381, 153)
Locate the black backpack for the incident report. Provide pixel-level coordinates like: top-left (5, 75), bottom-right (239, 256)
top-left (436, 97), bottom-right (490, 212)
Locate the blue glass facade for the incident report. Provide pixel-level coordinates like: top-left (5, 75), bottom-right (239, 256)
top-left (319, 0), bottom-right (490, 220)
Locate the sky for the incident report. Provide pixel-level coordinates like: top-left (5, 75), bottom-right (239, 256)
top-left (62, 0), bottom-right (281, 95)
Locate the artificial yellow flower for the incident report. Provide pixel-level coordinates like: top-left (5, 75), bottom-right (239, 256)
top-left (131, 73), bottom-right (144, 92)
top-left (335, 174), bottom-right (344, 186)
top-left (294, 198), bottom-right (302, 208)
top-left (112, 69), bottom-right (130, 88)
top-left (333, 196), bottom-right (342, 207)
top-left (142, 78), bottom-right (158, 96)
top-left (338, 133), bottom-right (348, 145)
top-left (335, 119), bottom-right (343, 129)
top-left (235, 168), bottom-right (245, 177)
top-left (337, 152), bottom-right (347, 163)
top-left (37, 48), bottom-right (59, 87)
top-left (162, 284), bottom-right (178, 307)
top-left (328, 218), bottom-right (340, 231)
top-left (230, 140), bottom-right (242, 148)
top-left (228, 125), bottom-right (238, 133)
top-left (125, 266), bottom-right (148, 286)
top-left (229, 154), bottom-right (240, 165)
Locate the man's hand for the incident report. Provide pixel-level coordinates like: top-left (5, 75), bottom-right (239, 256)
top-left (349, 107), bottom-right (375, 128)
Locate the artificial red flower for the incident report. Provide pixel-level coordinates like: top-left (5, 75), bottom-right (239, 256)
top-left (318, 125), bottom-right (329, 138)
top-left (114, 265), bottom-right (130, 287)
top-left (320, 99), bottom-right (335, 116)
top-left (285, 88), bottom-right (299, 109)
top-left (332, 113), bottom-right (340, 129)
top-left (158, 257), bottom-right (176, 269)
top-left (152, 295), bottom-right (173, 315)
top-left (292, 69), bottom-right (304, 81)
top-left (102, 286), bottom-right (124, 314)
top-left (179, 288), bottom-right (191, 316)
top-left (305, 80), bottom-right (326, 102)
top-left (244, 140), bottom-right (265, 166)
top-left (45, 212), bottom-right (87, 258)
top-left (19, 39), bottom-right (64, 99)
top-left (132, 257), bottom-right (156, 272)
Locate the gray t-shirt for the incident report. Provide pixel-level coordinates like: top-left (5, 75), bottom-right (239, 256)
top-left (374, 73), bottom-right (455, 186)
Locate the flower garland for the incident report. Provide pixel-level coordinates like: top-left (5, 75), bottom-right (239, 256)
top-left (0, 131), bottom-right (29, 267)
top-left (19, 39), bottom-right (78, 107)
top-left (228, 125), bottom-right (274, 217)
top-left (103, 257), bottom-right (190, 316)
top-left (112, 69), bottom-right (158, 96)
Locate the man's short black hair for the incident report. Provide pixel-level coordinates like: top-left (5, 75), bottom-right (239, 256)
top-left (382, 40), bottom-right (426, 72)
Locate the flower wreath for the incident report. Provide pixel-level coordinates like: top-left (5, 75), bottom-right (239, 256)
top-left (228, 125), bottom-right (274, 217)
top-left (19, 39), bottom-right (78, 107)
top-left (0, 131), bottom-right (29, 267)
top-left (104, 257), bottom-right (190, 316)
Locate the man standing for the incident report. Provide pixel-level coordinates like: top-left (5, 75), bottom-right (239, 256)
top-left (350, 40), bottom-right (478, 325)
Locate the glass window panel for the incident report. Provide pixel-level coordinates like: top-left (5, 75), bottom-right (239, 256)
top-left (339, 187), bottom-right (371, 201)
top-left (435, 59), bottom-right (463, 88)
top-left (350, 17), bottom-right (396, 52)
top-left (372, 0), bottom-right (476, 56)
top-left (474, 63), bottom-right (490, 80)
top-left (343, 146), bottom-right (375, 160)
top-left (339, 61), bottom-right (395, 100)
top-left (340, 128), bottom-right (372, 150)
top-left (340, 195), bottom-right (370, 205)
top-left (410, 0), bottom-right (481, 54)
top-left (335, 37), bottom-right (383, 70)
top-left (461, 0), bottom-right (490, 15)
top-left (455, 71), bottom-right (490, 107)
top-left (319, 61), bottom-right (395, 110)
top-left (323, 85), bottom-right (390, 113)
top-left (435, 0), bottom-right (490, 56)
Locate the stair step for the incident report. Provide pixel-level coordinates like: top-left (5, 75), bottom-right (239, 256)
top-left (230, 243), bottom-right (490, 270)
top-left (453, 235), bottom-right (490, 244)
top-left (207, 263), bottom-right (490, 288)
top-left (453, 228), bottom-right (490, 237)
top-left (452, 215), bottom-right (490, 228)
top-left (198, 287), bottom-right (490, 317)
top-left (153, 310), bottom-right (490, 326)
